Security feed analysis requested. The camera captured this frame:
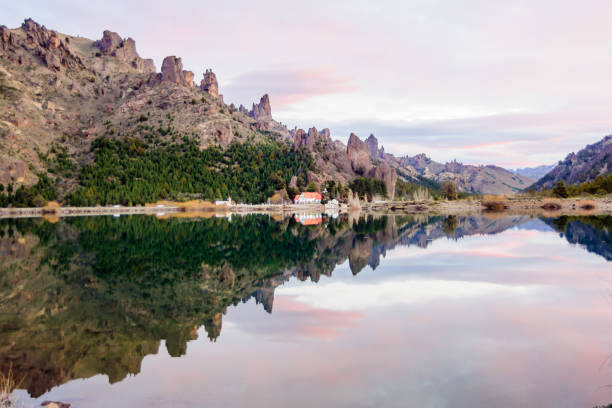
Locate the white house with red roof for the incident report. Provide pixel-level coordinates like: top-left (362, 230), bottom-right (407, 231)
top-left (294, 192), bottom-right (322, 204)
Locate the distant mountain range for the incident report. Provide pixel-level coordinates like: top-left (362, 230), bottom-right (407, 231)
top-left (511, 165), bottom-right (555, 181)
top-left (530, 135), bottom-right (612, 189)
top-left (361, 134), bottom-right (534, 195)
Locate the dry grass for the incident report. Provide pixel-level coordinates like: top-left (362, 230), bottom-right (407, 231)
top-left (482, 195), bottom-right (508, 201)
top-left (155, 211), bottom-right (217, 220)
top-left (147, 200), bottom-right (217, 211)
top-left (1, 364), bottom-right (23, 408)
top-left (42, 201), bottom-right (60, 214)
top-left (176, 200), bottom-right (217, 211)
top-left (482, 200), bottom-right (508, 212)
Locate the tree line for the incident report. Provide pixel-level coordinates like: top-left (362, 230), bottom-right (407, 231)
top-left (66, 136), bottom-right (313, 206)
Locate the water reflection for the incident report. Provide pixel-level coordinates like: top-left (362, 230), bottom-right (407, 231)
top-left (0, 214), bottom-right (611, 406)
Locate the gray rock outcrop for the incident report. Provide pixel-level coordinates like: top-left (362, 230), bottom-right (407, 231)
top-left (96, 30), bottom-right (155, 74)
top-left (200, 69), bottom-right (218, 97)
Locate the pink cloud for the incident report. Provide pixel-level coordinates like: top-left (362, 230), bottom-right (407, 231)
top-left (464, 250), bottom-right (523, 259)
top-left (261, 295), bottom-right (364, 341)
top-left (223, 65), bottom-right (356, 110)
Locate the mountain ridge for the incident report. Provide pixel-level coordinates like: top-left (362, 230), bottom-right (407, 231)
top-left (511, 164), bottom-right (555, 181)
top-left (530, 135), bottom-right (612, 190)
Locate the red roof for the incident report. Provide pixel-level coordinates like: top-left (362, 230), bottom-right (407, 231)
top-left (294, 192), bottom-right (322, 202)
top-left (294, 215), bottom-right (323, 225)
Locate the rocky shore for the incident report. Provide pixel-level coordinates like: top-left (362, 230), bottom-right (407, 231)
top-left (1, 196), bottom-right (611, 219)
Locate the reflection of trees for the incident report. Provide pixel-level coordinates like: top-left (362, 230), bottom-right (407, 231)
top-left (441, 215), bottom-right (458, 236)
top-left (1, 214), bottom-right (608, 397)
top-left (0, 215), bottom-right (318, 397)
top-left (543, 216), bottom-right (612, 261)
top-left (0, 214), bottom-right (396, 397)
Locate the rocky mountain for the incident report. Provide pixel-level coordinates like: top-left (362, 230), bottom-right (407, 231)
top-left (400, 154), bottom-right (534, 194)
top-left (0, 18), bottom-right (400, 202)
top-left (530, 135), bottom-right (612, 190)
top-left (511, 164), bottom-right (555, 181)
top-left (359, 134), bottom-right (534, 195)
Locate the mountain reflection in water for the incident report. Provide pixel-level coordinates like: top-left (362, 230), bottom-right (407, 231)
top-left (0, 214), bottom-right (611, 405)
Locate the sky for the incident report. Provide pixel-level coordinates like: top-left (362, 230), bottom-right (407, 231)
top-left (5, 0), bottom-right (612, 167)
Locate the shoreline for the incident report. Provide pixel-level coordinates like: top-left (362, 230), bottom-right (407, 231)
top-left (1, 196), bottom-right (611, 219)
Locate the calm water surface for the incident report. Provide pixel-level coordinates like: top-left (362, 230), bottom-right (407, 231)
top-left (1, 214), bottom-right (612, 407)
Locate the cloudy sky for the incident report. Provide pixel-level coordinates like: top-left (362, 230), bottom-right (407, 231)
top-left (5, 1), bottom-right (612, 167)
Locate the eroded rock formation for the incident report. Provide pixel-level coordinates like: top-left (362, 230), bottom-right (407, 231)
top-left (250, 94), bottom-right (272, 121)
top-left (369, 161), bottom-right (397, 200)
top-left (161, 56), bottom-right (193, 87)
top-left (0, 19), bottom-right (85, 72)
top-left (96, 30), bottom-right (155, 74)
top-left (200, 69), bottom-right (218, 97)
top-left (365, 134), bottom-right (384, 159)
top-left (347, 133), bottom-right (374, 175)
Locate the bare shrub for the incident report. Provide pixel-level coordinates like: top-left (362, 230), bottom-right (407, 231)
top-left (578, 199), bottom-right (596, 210)
top-left (411, 187), bottom-right (431, 202)
top-left (541, 201), bottom-right (562, 211)
top-left (482, 201), bottom-right (508, 212)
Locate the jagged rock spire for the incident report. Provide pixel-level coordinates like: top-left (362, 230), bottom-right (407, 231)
top-left (200, 69), bottom-right (219, 97)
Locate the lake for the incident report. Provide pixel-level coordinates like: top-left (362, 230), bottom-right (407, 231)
top-left (1, 213), bottom-right (611, 407)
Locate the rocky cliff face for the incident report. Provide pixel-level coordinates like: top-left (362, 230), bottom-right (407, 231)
top-left (200, 69), bottom-right (218, 97)
top-left (289, 129), bottom-right (398, 198)
top-left (161, 56), bottom-right (194, 87)
top-left (0, 19), bottom-right (295, 189)
top-left (250, 94), bottom-right (272, 121)
top-left (365, 134), bottom-right (384, 159)
top-left (360, 134), bottom-right (532, 195)
top-left (403, 154), bottom-right (533, 194)
top-left (96, 30), bottom-right (155, 74)
top-left (369, 161), bottom-right (397, 199)
top-left (0, 19), bottom-right (85, 72)
top-left (347, 133), bottom-right (374, 175)
top-left (511, 164), bottom-right (555, 181)
top-left (531, 135), bottom-right (612, 189)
